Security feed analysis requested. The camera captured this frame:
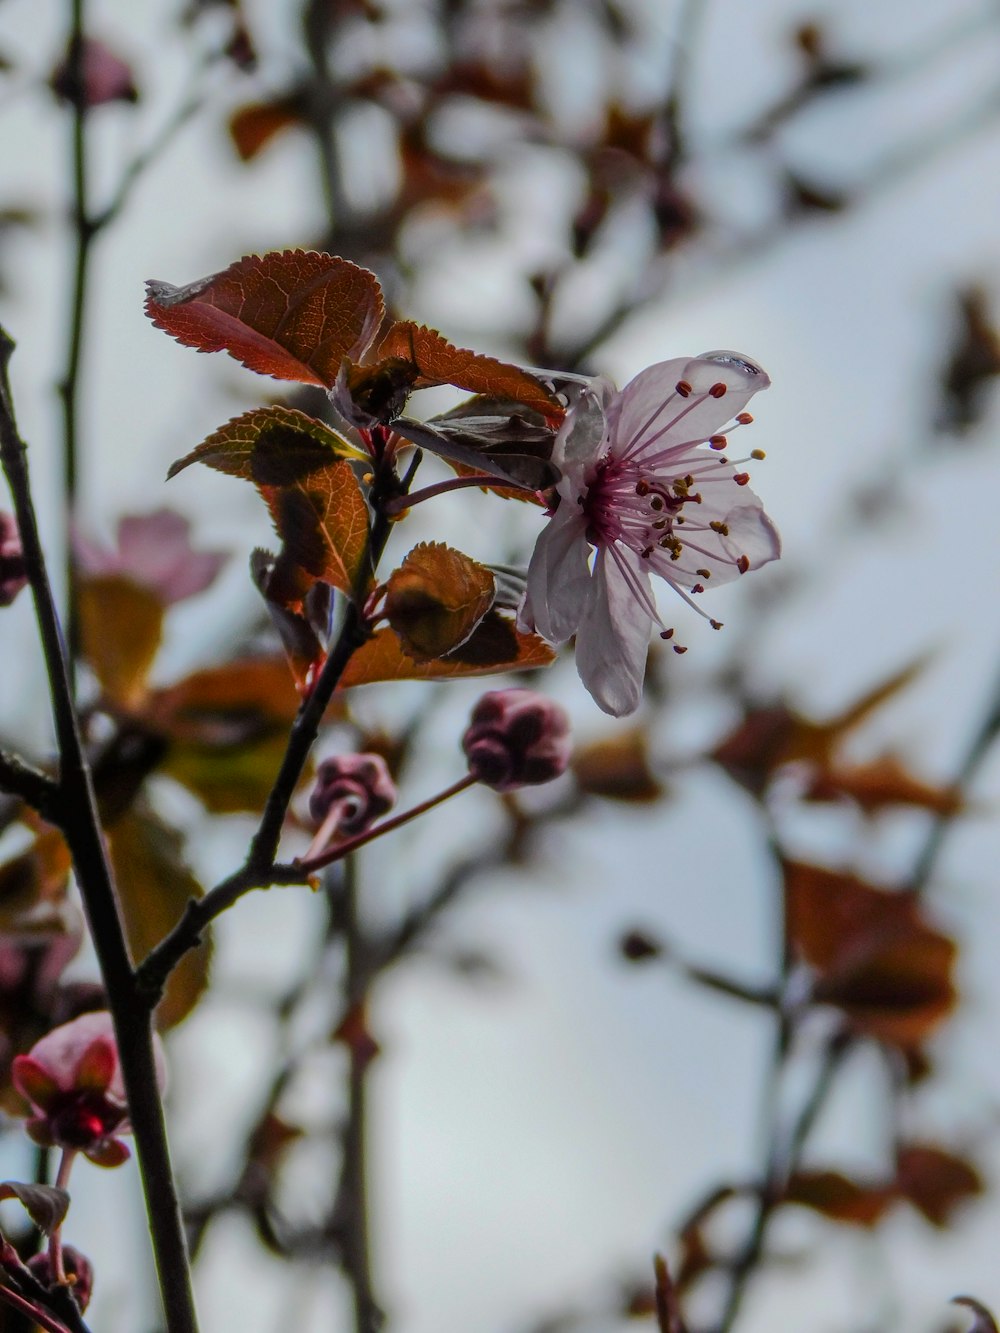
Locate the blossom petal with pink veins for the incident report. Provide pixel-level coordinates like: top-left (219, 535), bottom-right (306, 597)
top-left (73, 1036), bottom-right (116, 1093)
top-left (520, 503), bottom-right (592, 644)
top-left (575, 548), bottom-right (653, 717)
top-left (608, 352), bottom-right (769, 463)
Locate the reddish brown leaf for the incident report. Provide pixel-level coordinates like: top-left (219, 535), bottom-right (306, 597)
top-left (711, 660), bottom-right (929, 794)
top-left (785, 862), bottom-right (957, 1047)
top-left (168, 405), bottom-right (364, 482)
top-left (146, 657), bottom-right (303, 742)
top-left (109, 806), bottom-right (210, 1030)
top-left (784, 1169), bottom-right (894, 1227)
top-left (0, 831), bottom-right (73, 936)
top-left (339, 614), bottom-right (555, 689)
top-left (803, 755), bottom-right (964, 817)
top-left (332, 1002), bottom-right (380, 1069)
top-left (383, 542), bottom-right (496, 661)
top-left (145, 250), bottom-right (384, 388)
top-left (895, 1145), bottom-right (983, 1227)
top-left (229, 94), bottom-right (306, 161)
top-left (375, 322), bottom-right (563, 422)
top-left (262, 458), bottom-right (370, 600)
top-left (79, 575), bottom-right (164, 709)
top-left (572, 728), bottom-right (664, 802)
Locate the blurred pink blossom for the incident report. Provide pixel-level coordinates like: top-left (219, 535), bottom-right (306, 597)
top-left (75, 509), bottom-right (227, 605)
top-left (50, 36), bottom-right (139, 108)
top-left (0, 511), bottom-right (27, 607)
top-left (12, 1012), bottom-right (166, 1167)
top-left (519, 353), bottom-right (780, 716)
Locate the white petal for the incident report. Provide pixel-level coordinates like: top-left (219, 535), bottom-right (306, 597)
top-left (720, 499), bottom-right (782, 570)
top-left (575, 547), bottom-right (652, 717)
top-left (519, 502), bottom-right (592, 643)
top-left (609, 352), bottom-right (770, 463)
top-left (648, 490), bottom-right (781, 590)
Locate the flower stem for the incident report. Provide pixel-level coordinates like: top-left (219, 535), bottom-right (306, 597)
top-left (383, 473), bottom-right (535, 515)
top-left (47, 1149), bottom-right (76, 1286)
top-left (298, 774), bottom-right (478, 873)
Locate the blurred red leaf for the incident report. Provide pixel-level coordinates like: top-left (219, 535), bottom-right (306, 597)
top-left (333, 1002), bottom-right (380, 1069)
top-left (895, 1145), bottom-right (983, 1227)
top-left (146, 657), bottom-right (302, 741)
top-left (803, 755), bottom-right (964, 817)
top-left (339, 614), bottom-right (555, 689)
top-left (229, 93), bottom-right (306, 161)
top-left (79, 575), bottom-right (164, 710)
top-left (168, 405), bottom-right (363, 482)
top-left (145, 250), bottom-right (384, 388)
top-left (712, 660), bottom-right (929, 794)
top-left (0, 831), bottom-right (73, 936)
top-left (572, 728), bottom-right (663, 802)
top-left (383, 542), bottom-right (496, 661)
top-left (785, 862), bottom-right (957, 1047)
top-left (784, 1169), bottom-right (893, 1227)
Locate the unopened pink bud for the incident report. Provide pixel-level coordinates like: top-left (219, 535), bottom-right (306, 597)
top-left (28, 1245), bottom-right (94, 1311)
top-left (462, 689), bottom-right (571, 792)
top-left (0, 512), bottom-right (27, 608)
top-left (309, 754), bottom-right (397, 836)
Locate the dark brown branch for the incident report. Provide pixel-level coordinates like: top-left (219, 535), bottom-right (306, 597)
top-left (0, 326), bottom-right (199, 1333)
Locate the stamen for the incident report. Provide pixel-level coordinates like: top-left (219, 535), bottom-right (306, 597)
top-left (709, 435), bottom-right (727, 450)
top-left (733, 473), bottom-right (750, 486)
top-left (673, 644), bottom-right (688, 654)
top-left (709, 521), bottom-right (729, 536)
top-left (710, 619), bottom-right (723, 630)
top-left (736, 412), bottom-right (753, 424)
top-left (675, 380), bottom-right (692, 397)
top-left (709, 383), bottom-right (728, 398)
top-left (660, 628), bottom-right (674, 639)
top-left (696, 568), bottom-right (711, 578)
top-left (737, 555), bottom-right (750, 574)
top-left (750, 449), bottom-right (765, 460)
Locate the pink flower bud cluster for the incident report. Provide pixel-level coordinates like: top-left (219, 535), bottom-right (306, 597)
top-left (12, 1012), bottom-right (166, 1168)
top-left (462, 689), bottom-right (571, 792)
top-left (309, 753), bottom-right (398, 836)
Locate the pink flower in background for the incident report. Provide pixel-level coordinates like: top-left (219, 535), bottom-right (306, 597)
top-left (0, 511), bottom-right (28, 607)
top-left (519, 352), bottom-right (780, 716)
top-left (12, 1012), bottom-right (166, 1167)
top-left (75, 508), bottom-right (227, 605)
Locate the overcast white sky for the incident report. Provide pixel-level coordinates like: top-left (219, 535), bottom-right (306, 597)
top-left (3, 2), bottom-right (1000, 1332)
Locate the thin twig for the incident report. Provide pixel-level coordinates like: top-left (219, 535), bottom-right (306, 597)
top-left (0, 751), bottom-right (59, 821)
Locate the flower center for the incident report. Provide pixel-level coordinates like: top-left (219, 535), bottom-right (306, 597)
top-left (49, 1091), bottom-right (125, 1150)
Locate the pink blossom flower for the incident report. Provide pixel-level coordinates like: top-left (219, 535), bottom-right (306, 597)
top-left (74, 509), bottom-right (226, 605)
top-left (519, 352), bottom-right (781, 716)
top-left (11, 1012), bottom-right (166, 1167)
